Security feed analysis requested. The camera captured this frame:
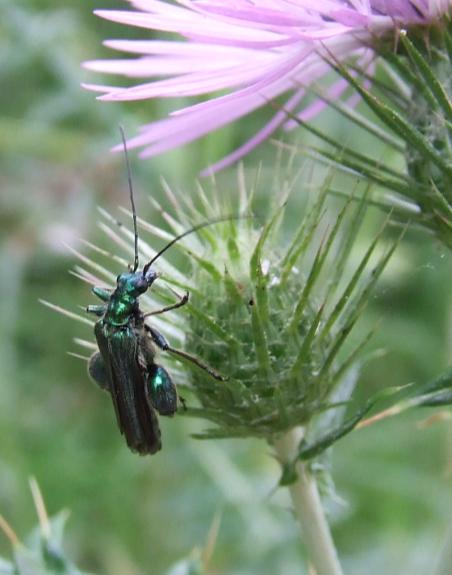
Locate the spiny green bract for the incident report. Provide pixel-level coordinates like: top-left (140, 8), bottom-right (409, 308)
top-left (286, 20), bottom-right (452, 249)
top-left (401, 27), bottom-right (452, 247)
top-left (186, 228), bottom-right (329, 440)
top-left (0, 480), bottom-right (91, 575)
top-left (174, 177), bottom-right (399, 443)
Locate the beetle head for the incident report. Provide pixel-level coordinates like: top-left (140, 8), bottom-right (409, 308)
top-left (116, 269), bottom-right (158, 297)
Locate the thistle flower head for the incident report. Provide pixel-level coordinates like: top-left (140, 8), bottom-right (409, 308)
top-left (84, 0), bottom-right (451, 174)
top-left (169, 177), bottom-right (398, 443)
top-left (50, 166), bottom-right (401, 454)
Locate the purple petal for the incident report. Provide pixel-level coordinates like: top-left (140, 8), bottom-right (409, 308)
top-left (94, 9), bottom-right (283, 43)
top-left (84, 0), bottom-right (452, 172)
top-left (200, 88), bottom-right (306, 175)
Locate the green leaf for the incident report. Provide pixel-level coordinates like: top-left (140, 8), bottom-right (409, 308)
top-left (327, 185), bottom-right (371, 289)
top-left (399, 32), bottom-right (452, 122)
top-left (287, 199), bottom-right (350, 333)
top-left (305, 82), bottom-right (404, 151)
top-left (318, 214), bottom-right (389, 342)
top-left (327, 52), bottom-right (452, 178)
top-left (250, 205), bottom-right (284, 325)
top-left (319, 226), bottom-right (403, 380)
top-left (345, 59), bottom-right (410, 107)
top-left (418, 367), bottom-right (452, 395)
top-left (304, 143), bottom-right (418, 198)
top-left (290, 303), bottom-right (326, 377)
top-left (416, 390), bottom-right (452, 407)
top-left (445, 26), bottom-right (452, 61)
top-left (331, 327), bottom-right (376, 388)
top-left (371, 42), bottom-right (438, 110)
top-left (285, 113), bottom-right (411, 188)
top-left (337, 369), bottom-right (452, 430)
top-left (222, 268), bottom-right (245, 307)
top-left (249, 303), bottom-right (271, 380)
top-left (279, 461), bottom-right (299, 486)
top-left (297, 387), bottom-right (403, 460)
top-left (399, 368), bottom-right (452, 409)
top-left (280, 183), bottom-right (328, 283)
top-left (186, 305), bottom-right (238, 347)
top-left (184, 250), bottom-right (223, 281)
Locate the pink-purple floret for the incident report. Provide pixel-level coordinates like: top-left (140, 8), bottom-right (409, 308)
top-left (83, 0), bottom-right (451, 173)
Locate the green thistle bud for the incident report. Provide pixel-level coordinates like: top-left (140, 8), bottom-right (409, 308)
top-left (46, 168), bottom-right (399, 459)
top-left (145, 174), bottom-right (399, 449)
top-left (185, 214), bottom-right (330, 440)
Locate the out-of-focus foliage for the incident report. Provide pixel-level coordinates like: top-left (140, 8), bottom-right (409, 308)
top-left (0, 1), bottom-right (451, 575)
top-left (0, 480), bottom-right (92, 575)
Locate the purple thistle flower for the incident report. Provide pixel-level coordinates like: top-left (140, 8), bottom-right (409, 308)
top-left (84, 0), bottom-right (451, 174)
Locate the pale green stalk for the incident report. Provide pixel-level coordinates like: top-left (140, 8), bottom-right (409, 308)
top-left (431, 282), bottom-right (452, 575)
top-left (433, 527), bottom-right (452, 575)
top-left (274, 429), bottom-right (344, 575)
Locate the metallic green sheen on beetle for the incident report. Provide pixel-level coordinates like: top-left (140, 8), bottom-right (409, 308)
top-left (85, 130), bottom-right (227, 455)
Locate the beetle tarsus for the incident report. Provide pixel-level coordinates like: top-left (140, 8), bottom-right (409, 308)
top-left (144, 290), bottom-right (189, 318)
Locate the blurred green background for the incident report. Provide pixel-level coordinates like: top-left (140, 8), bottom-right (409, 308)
top-left (0, 1), bottom-right (451, 574)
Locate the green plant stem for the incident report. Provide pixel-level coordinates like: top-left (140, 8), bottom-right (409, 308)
top-left (432, 527), bottom-right (452, 575)
top-left (274, 429), bottom-right (343, 575)
top-left (433, 299), bottom-right (452, 575)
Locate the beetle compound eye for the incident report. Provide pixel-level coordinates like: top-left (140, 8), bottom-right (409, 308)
top-left (135, 277), bottom-right (147, 292)
top-left (144, 267), bottom-right (158, 284)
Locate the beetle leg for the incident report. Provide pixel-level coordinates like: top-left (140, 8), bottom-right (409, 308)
top-left (88, 352), bottom-right (110, 391)
top-left (92, 286), bottom-right (112, 302)
top-left (86, 304), bottom-right (107, 317)
top-left (137, 327), bottom-right (156, 367)
top-left (145, 325), bottom-right (170, 349)
top-left (179, 395), bottom-right (187, 411)
top-left (144, 325), bottom-right (228, 382)
top-left (144, 291), bottom-right (189, 318)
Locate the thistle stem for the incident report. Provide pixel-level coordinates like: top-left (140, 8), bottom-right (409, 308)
top-left (274, 429), bottom-right (343, 575)
top-left (433, 300), bottom-right (452, 575)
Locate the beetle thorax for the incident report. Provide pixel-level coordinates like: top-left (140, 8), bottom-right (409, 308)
top-left (106, 272), bottom-right (148, 326)
top-left (107, 291), bottom-right (139, 326)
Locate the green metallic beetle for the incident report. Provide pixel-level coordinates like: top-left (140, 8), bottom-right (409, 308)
top-left (86, 131), bottom-right (227, 455)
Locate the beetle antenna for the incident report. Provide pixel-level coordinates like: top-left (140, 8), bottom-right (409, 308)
top-left (142, 215), bottom-right (250, 277)
top-left (119, 126), bottom-right (139, 273)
